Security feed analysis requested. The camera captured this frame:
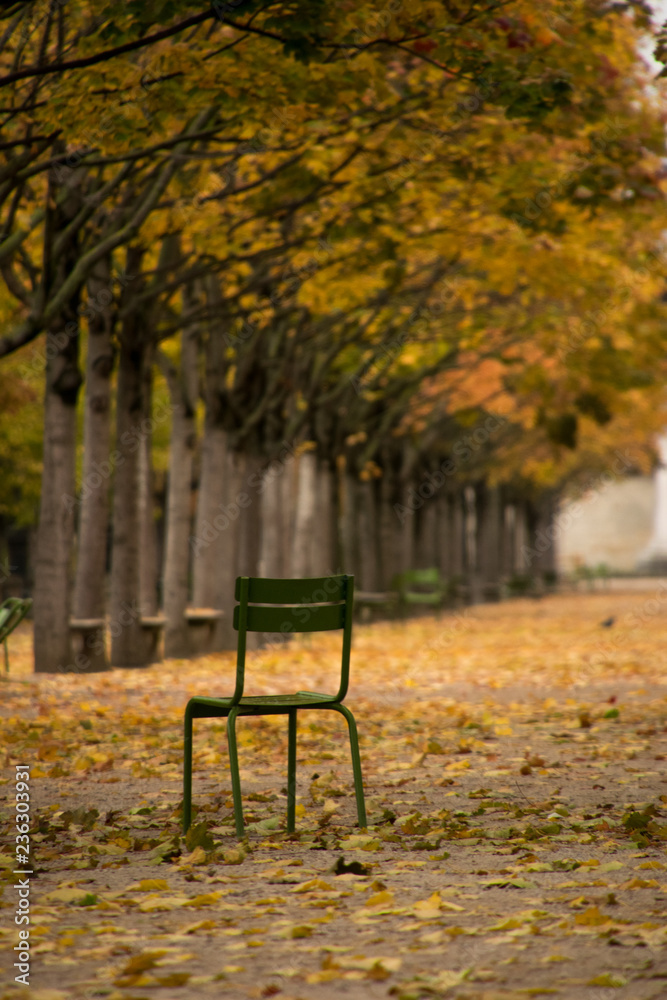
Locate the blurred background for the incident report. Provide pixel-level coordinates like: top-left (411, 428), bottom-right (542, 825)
top-left (2, 1), bottom-right (667, 672)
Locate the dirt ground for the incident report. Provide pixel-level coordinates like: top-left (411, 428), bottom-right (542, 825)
top-left (1, 589), bottom-right (666, 1000)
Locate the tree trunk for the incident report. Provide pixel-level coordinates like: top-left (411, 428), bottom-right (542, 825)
top-left (378, 470), bottom-right (401, 589)
top-left (33, 166), bottom-right (84, 673)
top-left (192, 425), bottom-right (230, 646)
top-left (109, 249), bottom-right (151, 667)
top-left (33, 328), bottom-right (82, 672)
top-left (436, 493), bottom-right (451, 578)
top-left (291, 449), bottom-right (318, 578)
top-left (237, 452), bottom-right (262, 579)
top-left (316, 461), bottom-right (336, 575)
top-left (501, 498), bottom-right (516, 578)
top-left (259, 462), bottom-right (285, 578)
top-left (236, 451), bottom-right (262, 650)
top-left (338, 467), bottom-right (358, 579)
top-left (514, 500), bottom-right (530, 573)
top-left (138, 345), bottom-right (159, 616)
top-left (415, 492), bottom-right (438, 569)
top-left (190, 275), bottom-right (235, 648)
top-left (477, 484), bottom-right (502, 600)
top-left (356, 479), bottom-right (378, 591)
top-left (71, 257), bottom-right (115, 672)
top-left (163, 285), bottom-right (199, 658)
top-left (281, 448), bottom-right (296, 577)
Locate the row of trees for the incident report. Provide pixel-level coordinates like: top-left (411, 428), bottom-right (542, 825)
top-left (1, 1), bottom-right (666, 671)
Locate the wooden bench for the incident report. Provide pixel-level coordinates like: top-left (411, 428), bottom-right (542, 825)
top-left (140, 615), bottom-right (167, 663)
top-left (69, 617), bottom-right (108, 673)
top-left (354, 590), bottom-right (399, 622)
top-left (185, 608), bottom-right (224, 656)
top-left (0, 597), bottom-right (32, 673)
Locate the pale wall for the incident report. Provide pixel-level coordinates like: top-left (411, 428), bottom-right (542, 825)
top-left (556, 476), bottom-right (654, 574)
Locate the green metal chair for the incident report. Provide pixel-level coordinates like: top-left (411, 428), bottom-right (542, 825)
top-left (393, 568), bottom-right (446, 614)
top-left (0, 597), bottom-right (32, 673)
top-left (183, 574), bottom-right (367, 837)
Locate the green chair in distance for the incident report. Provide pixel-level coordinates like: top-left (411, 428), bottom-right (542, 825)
top-left (393, 568), bottom-right (446, 614)
top-left (183, 575), bottom-right (367, 837)
top-left (0, 597), bottom-right (32, 673)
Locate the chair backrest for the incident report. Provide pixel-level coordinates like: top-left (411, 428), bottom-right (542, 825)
top-left (394, 568), bottom-right (444, 600)
top-left (0, 597), bottom-right (32, 642)
top-left (232, 575), bottom-right (354, 704)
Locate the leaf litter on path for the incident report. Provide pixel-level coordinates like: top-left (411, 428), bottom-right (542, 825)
top-left (1, 592), bottom-right (667, 999)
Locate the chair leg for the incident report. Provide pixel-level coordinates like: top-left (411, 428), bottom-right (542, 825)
top-left (287, 708), bottom-right (297, 833)
top-left (331, 704), bottom-right (367, 828)
top-left (183, 703), bottom-right (194, 834)
top-left (226, 707), bottom-right (245, 838)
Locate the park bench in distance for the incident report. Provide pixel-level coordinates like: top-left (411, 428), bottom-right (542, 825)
top-left (354, 588), bottom-right (399, 621)
top-left (0, 597), bottom-right (32, 672)
top-left (185, 607), bottom-right (224, 656)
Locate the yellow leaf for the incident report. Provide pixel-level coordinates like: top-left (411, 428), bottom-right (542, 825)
top-left (290, 925), bottom-right (313, 938)
top-left (306, 970), bottom-right (341, 984)
top-left (153, 973), bottom-right (191, 986)
top-left (222, 848), bottom-right (245, 865)
top-left (182, 846), bottom-right (208, 865)
top-left (137, 895), bottom-right (191, 912)
top-left (365, 890), bottom-right (394, 908)
top-left (120, 950), bottom-right (167, 975)
top-left (291, 878), bottom-right (335, 894)
top-left (413, 892), bottom-right (444, 920)
top-left (588, 973), bottom-right (627, 987)
top-left (184, 892), bottom-right (222, 907)
top-left (489, 917), bottom-right (524, 931)
top-left (574, 906), bottom-right (610, 926)
top-left (136, 879), bottom-right (170, 892)
top-left (183, 920), bottom-right (217, 934)
top-left (41, 888), bottom-right (91, 904)
top-left (338, 955), bottom-right (402, 976)
top-left (495, 724), bottom-right (513, 736)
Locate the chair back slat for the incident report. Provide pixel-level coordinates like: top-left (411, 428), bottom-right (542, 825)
top-left (234, 603), bottom-right (346, 634)
top-left (235, 576), bottom-right (347, 605)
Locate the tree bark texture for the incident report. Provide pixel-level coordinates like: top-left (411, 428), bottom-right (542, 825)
top-left (109, 249), bottom-right (152, 667)
top-left (163, 285), bottom-right (200, 658)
